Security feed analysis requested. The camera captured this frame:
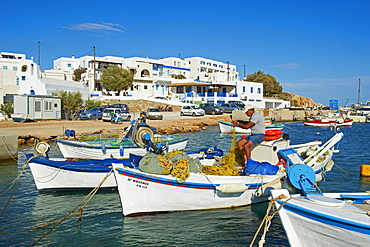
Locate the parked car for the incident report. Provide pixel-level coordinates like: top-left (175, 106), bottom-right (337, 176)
top-left (228, 100), bottom-right (246, 109)
top-left (180, 105), bottom-right (205, 116)
top-left (199, 103), bottom-right (224, 115)
top-left (111, 103), bottom-right (129, 111)
top-left (102, 108), bottom-right (131, 122)
top-left (79, 107), bottom-right (105, 120)
top-left (219, 103), bottom-right (242, 113)
top-left (145, 107), bottom-right (163, 120)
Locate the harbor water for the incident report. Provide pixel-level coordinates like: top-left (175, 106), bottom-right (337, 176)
top-left (1, 122), bottom-right (370, 246)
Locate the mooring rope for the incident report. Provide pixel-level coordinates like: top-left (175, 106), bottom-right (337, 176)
top-left (283, 124), bottom-right (321, 135)
top-left (0, 136), bottom-right (18, 161)
top-left (0, 168), bottom-right (113, 246)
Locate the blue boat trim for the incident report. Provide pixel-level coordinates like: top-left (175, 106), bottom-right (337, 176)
top-left (116, 168), bottom-right (266, 190)
top-left (30, 156), bottom-right (129, 172)
top-left (56, 138), bottom-right (189, 149)
top-left (277, 199), bottom-right (370, 235)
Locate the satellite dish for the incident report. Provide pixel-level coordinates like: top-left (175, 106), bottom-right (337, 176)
top-left (35, 142), bottom-right (50, 156)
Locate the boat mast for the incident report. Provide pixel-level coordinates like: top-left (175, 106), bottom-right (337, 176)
top-left (358, 78), bottom-right (361, 105)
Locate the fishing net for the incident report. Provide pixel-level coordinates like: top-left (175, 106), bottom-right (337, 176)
top-left (139, 150), bottom-right (202, 183)
top-left (202, 128), bottom-right (244, 176)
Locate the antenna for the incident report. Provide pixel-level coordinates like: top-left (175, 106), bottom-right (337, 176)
top-left (38, 41), bottom-right (41, 67)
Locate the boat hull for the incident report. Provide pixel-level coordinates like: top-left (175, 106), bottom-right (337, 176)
top-left (113, 166), bottom-right (284, 216)
top-left (271, 189), bottom-right (370, 247)
top-left (56, 139), bottom-right (188, 160)
top-left (303, 119), bottom-right (353, 127)
top-left (28, 157), bottom-right (130, 192)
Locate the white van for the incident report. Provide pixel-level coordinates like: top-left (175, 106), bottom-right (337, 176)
top-left (102, 108), bottom-right (131, 122)
top-left (180, 105), bottom-right (205, 116)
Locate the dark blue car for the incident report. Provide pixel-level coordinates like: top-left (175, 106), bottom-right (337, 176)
top-left (79, 107), bottom-right (105, 120)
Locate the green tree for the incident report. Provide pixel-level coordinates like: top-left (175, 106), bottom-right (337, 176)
top-left (100, 67), bottom-right (133, 95)
top-left (84, 99), bottom-right (102, 109)
top-left (244, 70), bottom-right (282, 96)
top-left (73, 68), bottom-right (87, 82)
top-left (52, 90), bottom-right (83, 114)
top-left (0, 101), bottom-right (13, 118)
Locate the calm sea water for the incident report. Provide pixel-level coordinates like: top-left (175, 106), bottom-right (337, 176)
top-left (1, 122), bottom-right (370, 246)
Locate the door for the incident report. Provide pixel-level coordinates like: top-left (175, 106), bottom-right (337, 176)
top-left (34, 100), bottom-right (42, 119)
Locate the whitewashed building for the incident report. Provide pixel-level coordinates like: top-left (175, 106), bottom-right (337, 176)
top-left (0, 52), bottom-right (40, 104)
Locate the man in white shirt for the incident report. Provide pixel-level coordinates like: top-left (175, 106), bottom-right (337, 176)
top-left (232, 107), bottom-right (265, 165)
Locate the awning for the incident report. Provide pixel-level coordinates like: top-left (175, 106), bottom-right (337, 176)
top-left (169, 82), bottom-right (210, 87)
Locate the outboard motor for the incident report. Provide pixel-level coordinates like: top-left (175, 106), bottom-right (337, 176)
top-left (141, 133), bottom-right (168, 155)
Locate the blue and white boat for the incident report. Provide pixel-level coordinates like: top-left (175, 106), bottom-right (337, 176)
top-left (270, 148), bottom-right (370, 247)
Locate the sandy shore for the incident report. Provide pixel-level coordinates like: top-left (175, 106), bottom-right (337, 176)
top-left (0, 112), bottom-right (231, 142)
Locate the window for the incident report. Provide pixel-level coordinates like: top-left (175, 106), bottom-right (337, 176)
top-left (243, 86), bottom-right (246, 93)
top-left (22, 76), bottom-right (26, 81)
top-left (3, 66), bottom-right (8, 70)
top-left (207, 62), bottom-right (211, 66)
top-left (156, 85), bottom-right (159, 90)
top-left (250, 87), bottom-right (253, 93)
top-left (67, 63), bottom-right (71, 67)
top-left (200, 61), bottom-right (205, 65)
top-left (144, 85), bottom-right (148, 90)
top-left (35, 101), bottom-right (41, 112)
top-left (13, 66), bottom-right (17, 71)
top-left (257, 88), bottom-right (261, 94)
top-left (21, 65), bottom-right (27, 72)
top-left (45, 101), bottom-right (53, 111)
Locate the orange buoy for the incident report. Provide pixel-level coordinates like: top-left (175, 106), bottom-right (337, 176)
top-left (264, 135), bottom-right (282, 141)
top-left (265, 129), bottom-right (283, 136)
top-left (360, 164), bottom-right (370, 177)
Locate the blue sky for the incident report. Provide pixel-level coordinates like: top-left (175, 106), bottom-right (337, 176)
top-left (2, 0), bottom-right (369, 106)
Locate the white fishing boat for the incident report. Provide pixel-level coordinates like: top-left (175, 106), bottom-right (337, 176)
top-left (56, 118), bottom-right (188, 160)
top-left (113, 164), bottom-right (285, 216)
top-left (303, 117), bottom-right (353, 127)
top-left (27, 142), bottom-right (222, 192)
top-left (271, 189), bottom-right (370, 247)
top-left (29, 131), bottom-right (343, 194)
top-left (112, 132), bottom-right (344, 216)
top-left (218, 120), bottom-right (284, 134)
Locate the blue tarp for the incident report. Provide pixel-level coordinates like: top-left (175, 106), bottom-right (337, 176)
top-left (243, 158), bottom-right (279, 175)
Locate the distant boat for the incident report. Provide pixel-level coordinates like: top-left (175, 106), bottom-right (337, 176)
top-left (218, 120), bottom-right (284, 134)
top-left (11, 113), bottom-right (29, 122)
top-left (304, 116), bottom-right (353, 127)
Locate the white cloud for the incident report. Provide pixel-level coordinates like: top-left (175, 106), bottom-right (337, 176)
top-left (63, 22), bottom-right (125, 33)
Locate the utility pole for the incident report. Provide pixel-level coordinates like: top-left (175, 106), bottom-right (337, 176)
top-left (244, 64), bottom-right (246, 79)
top-left (38, 41), bottom-right (41, 67)
top-left (227, 61), bottom-right (230, 81)
top-left (358, 78), bottom-right (361, 105)
top-left (93, 46), bottom-right (96, 90)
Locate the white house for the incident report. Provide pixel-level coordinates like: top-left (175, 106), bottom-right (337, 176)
top-left (0, 52), bottom-right (40, 104)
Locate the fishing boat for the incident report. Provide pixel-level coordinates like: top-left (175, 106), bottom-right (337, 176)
top-left (27, 141), bottom-right (222, 192)
top-left (28, 130), bottom-right (343, 193)
top-left (346, 110), bottom-right (368, 122)
top-left (113, 164), bottom-right (285, 216)
top-left (11, 113), bottom-right (29, 122)
top-left (271, 189), bottom-right (370, 247)
top-left (303, 116), bottom-right (353, 127)
top-left (56, 118), bottom-right (188, 160)
top-left (218, 120), bottom-right (284, 134)
top-left (112, 132), bottom-right (343, 216)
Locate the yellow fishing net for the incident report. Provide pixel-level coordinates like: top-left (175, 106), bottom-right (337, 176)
top-left (202, 128), bottom-right (244, 176)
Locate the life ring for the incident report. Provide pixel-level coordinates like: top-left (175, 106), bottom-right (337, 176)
top-left (264, 135), bottom-right (282, 141)
top-left (265, 129), bottom-right (283, 136)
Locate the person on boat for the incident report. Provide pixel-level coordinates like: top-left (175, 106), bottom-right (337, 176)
top-left (232, 106), bottom-right (265, 165)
